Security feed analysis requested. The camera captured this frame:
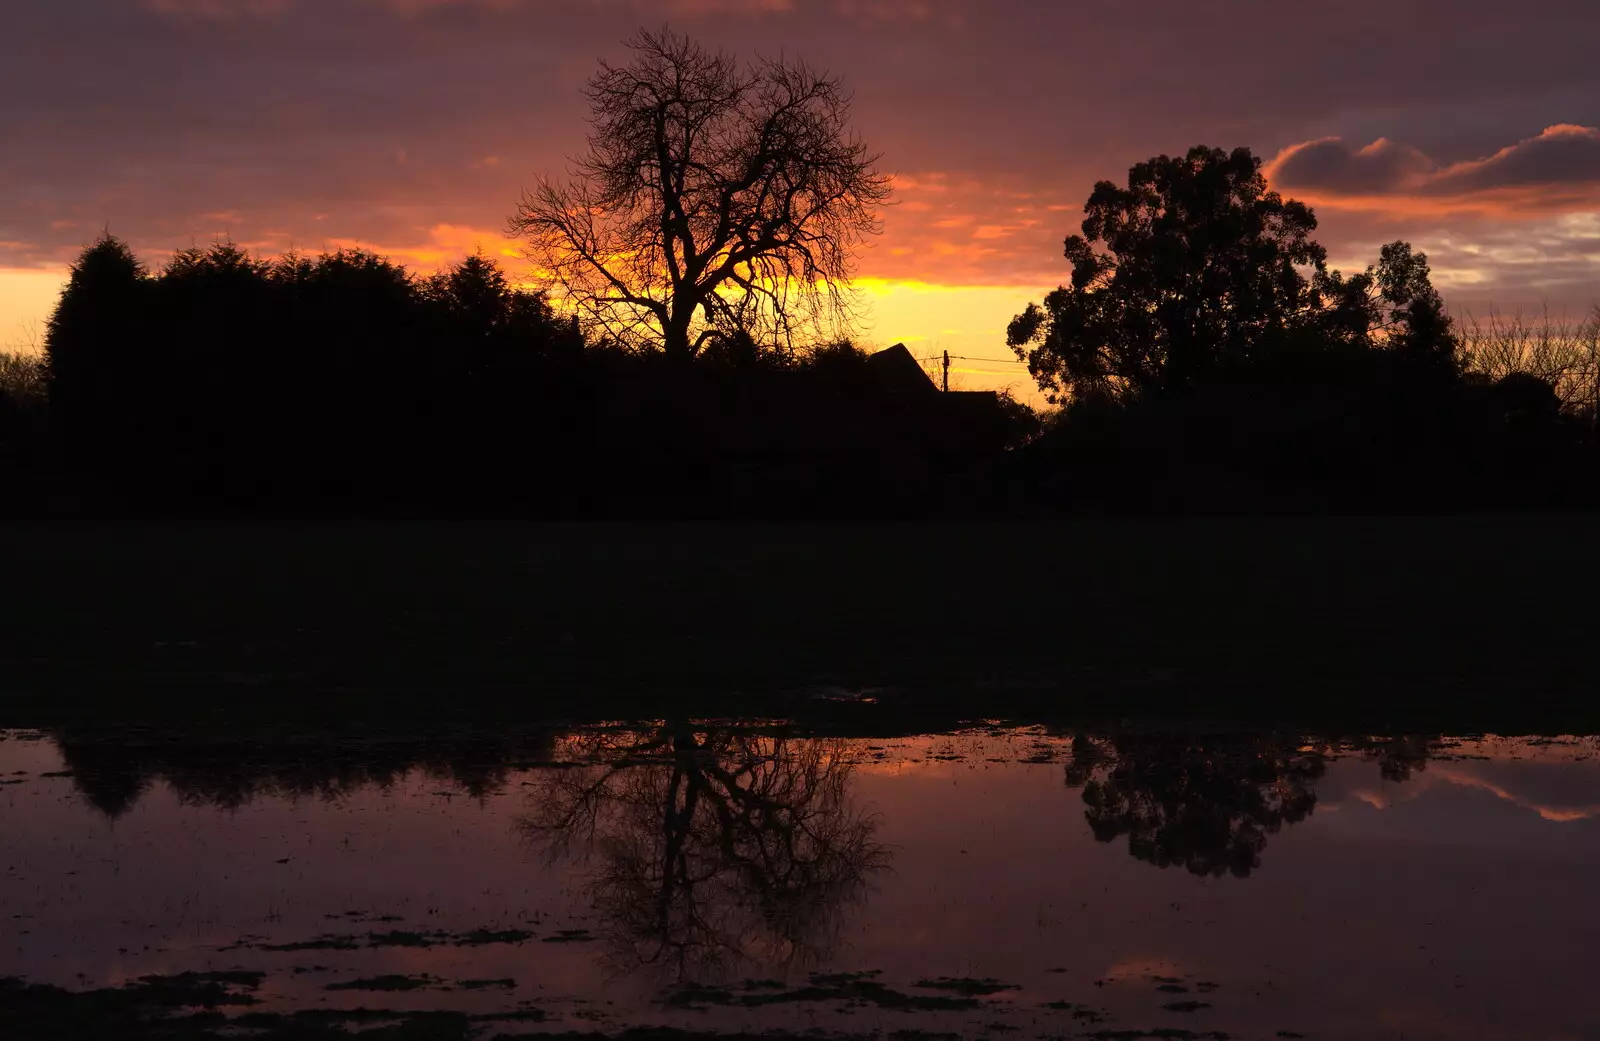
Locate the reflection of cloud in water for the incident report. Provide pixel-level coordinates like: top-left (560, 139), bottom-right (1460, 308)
top-left (1429, 763), bottom-right (1600, 822)
top-left (1351, 789), bottom-right (1393, 811)
top-left (1321, 737), bottom-right (1600, 823)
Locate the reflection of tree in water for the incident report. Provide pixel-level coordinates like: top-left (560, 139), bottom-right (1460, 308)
top-left (52, 729), bottom-right (558, 818)
top-left (1354, 734), bottom-right (1442, 783)
top-left (519, 724), bottom-right (888, 980)
top-left (1062, 732), bottom-right (1444, 878)
top-left (1063, 733), bottom-right (1328, 879)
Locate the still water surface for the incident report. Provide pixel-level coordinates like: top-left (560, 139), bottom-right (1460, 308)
top-left (2, 726), bottom-right (1598, 1040)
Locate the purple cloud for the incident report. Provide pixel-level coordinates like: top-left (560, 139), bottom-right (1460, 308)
top-left (1271, 125), bottom-right (1600, 202)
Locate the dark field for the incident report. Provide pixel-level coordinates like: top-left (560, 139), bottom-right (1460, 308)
top-left (4, 515), bottom-right (1598, 733)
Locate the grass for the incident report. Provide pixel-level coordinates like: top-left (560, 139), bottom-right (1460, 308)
top-left (4, 516), bottom-right (1600, 733)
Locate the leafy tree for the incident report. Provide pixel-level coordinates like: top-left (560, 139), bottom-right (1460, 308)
top-left (1007, 146), bottom-right (1328, 402)
top-left (298, 249), bottom-right (423, 404)
top-left (154, 240), bottom-right (272, 364)
top-left (423, 252), bottom-right (574, 364)
top-left (299, 248), bottom-right (418, 340)
top-left (425, 251), bottom-right (513, 342)
top-left (44, 236), bottom-right (153, 462)
top-left (149, 242), bottom-right (277, 460)
top-left (1317, 240), bottom-right (1457, 373)
top-left (510, 28), bottom-right (893, 361)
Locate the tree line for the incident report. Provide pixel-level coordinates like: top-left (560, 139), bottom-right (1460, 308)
top-left (1, 29), bottom-right (1596, 515)
top-left (8, 235), bottom-right (1033, 515)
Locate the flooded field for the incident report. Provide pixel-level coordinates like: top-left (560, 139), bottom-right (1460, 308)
top-left (3, 725), bottom-right (1598, 1040)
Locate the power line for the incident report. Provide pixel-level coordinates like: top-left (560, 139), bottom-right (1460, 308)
top-left (913, 354), bottom-right (1024, 366)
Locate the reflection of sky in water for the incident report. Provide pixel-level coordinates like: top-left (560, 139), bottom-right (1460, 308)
top-left (2, 729), bottom-right (1598, 1040)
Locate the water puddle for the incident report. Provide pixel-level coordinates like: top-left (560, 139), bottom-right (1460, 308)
top-left (2, 725), bottom-right (1598, 1039)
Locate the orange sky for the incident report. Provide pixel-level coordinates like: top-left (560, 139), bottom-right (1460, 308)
top-left (0, 265), bottom-right (1047, 402)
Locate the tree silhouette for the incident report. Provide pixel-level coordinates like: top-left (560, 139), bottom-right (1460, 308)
top-left (1003, 146), bottom-right (1463, 411)
top-left (426, 251), bottom-right (515, 344)
top-left (1314, 240), bottom-right (1459, 375)
top-left (995, 145), bottom-right (1561, 509)
top-left (422, 252), bottom-right (576, 380)
top-left (1063, 733), bottom-right (1328, 878)
top-left (44, 235), bottom-right (153, 467)
top-left (35, 236), bottom-right (590, 507)
top-left (146, 241), bottom-right (281, 489)
top-left (519, 724), bottom-right (888, 980)
top-left (510, 28), bottom-right (893, 361)
top-left (1007, 147), bottom-right (1328, 403)
top-left (0, 352), bottom-right (46, 458)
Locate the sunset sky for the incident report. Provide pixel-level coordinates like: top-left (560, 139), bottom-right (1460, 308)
top-left (5, 0), bottom-right (1600, 397)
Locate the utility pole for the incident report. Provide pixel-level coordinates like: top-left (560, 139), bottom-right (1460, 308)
top-left (942, 350), bottom-right (950, 393)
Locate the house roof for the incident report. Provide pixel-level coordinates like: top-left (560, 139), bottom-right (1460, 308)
top-left (866, 343), bottom-right (938, 397)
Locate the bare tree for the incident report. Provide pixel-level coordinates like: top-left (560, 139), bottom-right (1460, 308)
top-left (0, 347), bottom-right (46, 409)
top-left (1459, 305), bottom-right (1600, 426)
top-left (509, 28), bottom-right (893, 361)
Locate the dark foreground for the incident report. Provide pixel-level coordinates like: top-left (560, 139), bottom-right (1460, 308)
top-left (1, 979), bottom-right (641, 1041)
top-left (4, 515), bottom-right (1600, 732)
top-left (0, 983), bottom-right (1289, 1041)
top-left (0, 980), bottom-right (804, 1041)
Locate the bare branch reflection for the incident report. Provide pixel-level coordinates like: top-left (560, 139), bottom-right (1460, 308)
top-left (519, 724), bottom-right (889, 981)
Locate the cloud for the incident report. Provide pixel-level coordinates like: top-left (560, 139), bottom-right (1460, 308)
top-left (1432, 124), bottom-right (1600, 194)
top-left (326, 223), bottom-right (523, 271)
top-left (1269, 126), bottom-right (1600, 214)
top-left (866, 172), bottom-right (1075, 285)
top-left (174, 0), bottom-right (942, 19)
top-left (144, 0), bottom-right (293, 17)
top-left (1267, 137), bottom-right (1434, 195)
